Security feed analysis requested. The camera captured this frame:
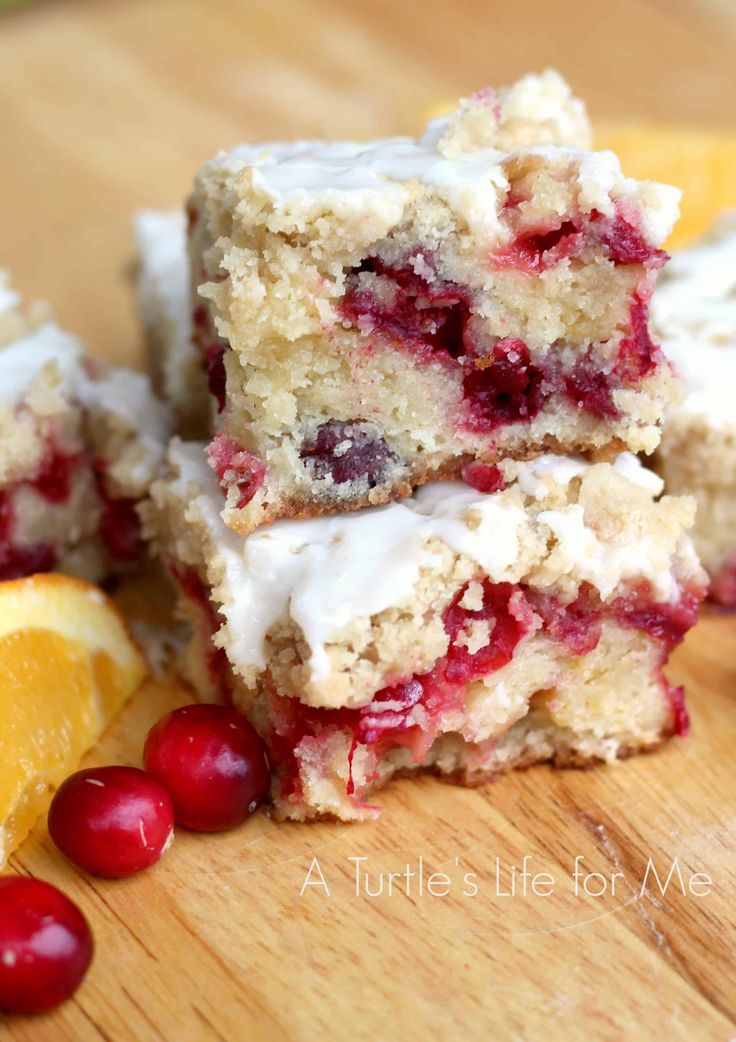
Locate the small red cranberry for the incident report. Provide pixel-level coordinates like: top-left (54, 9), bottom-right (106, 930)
top-left (300, 419), bottom-right (396, 487)
top-left (207, 433), bottom-right (266, 508)
top-left (48, 766), bottom-right (174, 878)
top-left (0, 877), bottom-right (93, 1014)
top-left (143, 704), bottom-right (271, 831)
top-left (461, 462), bottom-right (506, 493)
top-left (462, 339), bottom-right (546, 431)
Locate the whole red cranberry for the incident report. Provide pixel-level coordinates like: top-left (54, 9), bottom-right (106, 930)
top-left (299, 419), bottom-right (396, 487)
top-left (143, 704), bottom-right (271, 831)
top-left (0, 877), bottom-right (93, 1014)
top-left (48, 766), bottom-right (174, 878)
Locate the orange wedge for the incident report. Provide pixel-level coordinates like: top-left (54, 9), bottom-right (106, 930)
top-left (0, 574), bottom-right (147, 866)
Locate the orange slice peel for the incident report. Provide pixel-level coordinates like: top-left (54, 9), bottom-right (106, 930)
top-left (0, 574), bottom-right (147, 866)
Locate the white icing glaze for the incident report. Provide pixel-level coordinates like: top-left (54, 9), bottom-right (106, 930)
top-left (134, 210), bottom-right (191, 359)
top-left (653, 211), bottom-right (736, 428)
top-left (638, 182), bottom-right (682, 246)
top-left (168, 443), bottom-right (675, 685)
top-left (537, 504), bottom-right (674, 601)
top-left (610, 452), bottom-right (664, 494)
top-left (0, 323), bottom-right (85, 403)
top-left (236, 138), bottom-right (509, 237)
top-left (0, 312), bottom-right (168, 477)
top-left (511, 451), bottom-right (663, 498)
top-left (206, 74), bottom-right (678, 244)
top-left (511, 455), bottom-right (589, 500)
top-left (76, 366), bottom-right (170, 480)
top-left (221, 140), bottom-right (677, 245)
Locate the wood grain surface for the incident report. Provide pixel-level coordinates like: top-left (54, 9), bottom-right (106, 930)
top-left (1, 1), bottom-right (735, 1039)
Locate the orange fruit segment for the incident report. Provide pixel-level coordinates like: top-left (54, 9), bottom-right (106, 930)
top-left (0, 574), bottom-right (147, 866)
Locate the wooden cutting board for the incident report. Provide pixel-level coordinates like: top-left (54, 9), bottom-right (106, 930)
top-left (2, 1), bottom-right (736, 1039)
top-left (5, 613), bottom-right (736, 1042)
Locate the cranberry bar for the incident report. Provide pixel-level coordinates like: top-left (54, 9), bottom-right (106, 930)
top-left (144, 439), bottom-right (704, 821)
top-left (134, 210), bottom-right (209, 436)
top-left (652, 212), bottom-right (736, 605)
top-left (0, 273), bottom-right (170, 581)
top-left (188, 70), bottom-right (682, 535)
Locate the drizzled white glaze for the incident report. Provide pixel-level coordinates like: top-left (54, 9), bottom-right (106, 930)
top-left (217, 139), bottom-right (678, 246)
top-left (511, 455), bottom-right (590, 500)
top-left (0, 323), bottom-right (85, 404)
top-left (134, 210), bottom-right (191, 361)
top-left (169, 443), bottom-right (675, 683)
top-left (206, 73), bottom-right (678, 244)
top-left (0, 302), bottom-right (168, 475)
top-left (610, 451), bottom-right (665, 494)
top-left (510, 451), bottom-right (664, 499)
top-left (76, 367), bottom-right (170, 481)
top-left (537, 504), bottom-right (673, 601)
top-left (652, 211), bottom-right (736, 428)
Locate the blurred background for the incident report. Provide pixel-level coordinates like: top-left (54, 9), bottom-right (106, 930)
top-left (1, 0), bottom-right (735, 362)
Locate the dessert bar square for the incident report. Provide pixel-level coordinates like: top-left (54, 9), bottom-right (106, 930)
top-left (144, 440), bottom-right (704, 820)
top-left (134, 210), bottom-right (208, 436)
top-left (0, 273), bottom-right (170, 581)
top-left (652, 212), bottom-right (736, 605)
top-left (187, 70), bottom-right (682, 535)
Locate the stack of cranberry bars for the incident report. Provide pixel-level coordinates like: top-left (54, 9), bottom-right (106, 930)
top-left (140, 70), bottom-right (706, 820)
